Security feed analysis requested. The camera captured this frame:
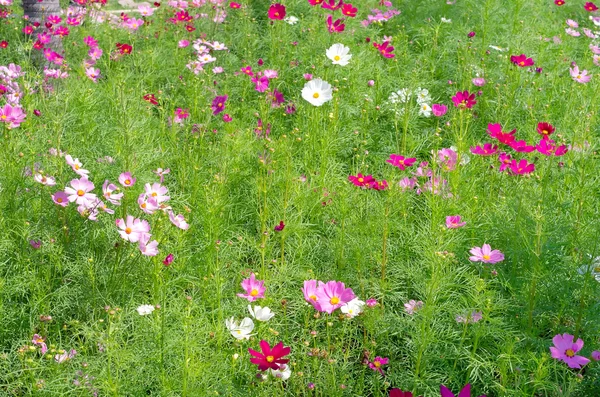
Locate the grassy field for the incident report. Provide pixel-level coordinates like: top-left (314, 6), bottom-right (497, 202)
top-left (1, 0), bottom-right (600, 395)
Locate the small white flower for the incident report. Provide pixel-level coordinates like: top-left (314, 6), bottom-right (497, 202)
top-left (389, 88), bottom-right (411, 104)
top-left (326, 43), bottom-right (352, 66)
top-left (137, 304), bottom-right (155, 316)
top-left (284, 15), bottom-right (298, 25)
top-left (269, 364), bottom-right (292, 380)
top-left (441, 17), bottom-right (451, 23)
top-left (34, 173), bottom-right (56, 186)
top-left (419, 103), bottom-right (432, 117)
top-left (225, 317), bottom-right (254, 340)
top-left (248, 305), bottom-right (275, 322)
top-left (301, 78), bottom-right (333, 107)
top-left (489, 45), bottom-right (507, 52)
top-left (340, 298), bottom-right (365, 318)
top-left (415, 88), bottom-right (431, 104)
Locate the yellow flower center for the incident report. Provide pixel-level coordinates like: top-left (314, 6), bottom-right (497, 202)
top-left (565, 349), bottom-right (575, 357)
top-left (542, 129), bottom-right (548, 135)
top-left (77, 190), bottom-right (85, 196)
top-left (0, 115), bottom-right (6, 120)
top-left (483, 255), bottom-right (490, 260)
top-left (334, 55), bottom-right (340, 61)
top-left (266, 355), bottom-right (275, 362)
top-left (313, 92), bottom-right (320, 99)
top-left (74, 164), bottom-right (80, 170)
top-left (519, 61), bottom-right (525, 66)
top-left (218, 102), bottom-right (222, 107)
top-left (57, 198), bottom-right (63, 203)
top-left (374, 361), bottom-right (381, 367)
top-left (358, 177), bottom-right (364, 183)
top-left (151, 192), bottom-right (157, 197)
top-left (125, 227), bottom-right (132, 234)
top-left (141, 203), bottom-right (147, 208)
top-left (250, 289), bottom-right (259, 297)
top-left (309, 294), bottom-right (317, 301)
top-left (274, 12), bottom-right (279, 16)
top-left (330, 296), bottom-right (340, 305)
top-left (125, 179), bottom-right (131, 185)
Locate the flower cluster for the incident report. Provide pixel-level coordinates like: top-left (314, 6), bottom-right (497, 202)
top-left (0, 63), bottom-right (26, 128)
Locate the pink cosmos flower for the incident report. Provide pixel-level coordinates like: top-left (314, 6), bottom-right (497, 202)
top-left (371, 179), bottom-right (388, 191)
top-left (0, 104), bottom-right (26, 128)
top-left (213, 66), bottom-right (224, 74)
top-left (451, 90), bottom-right (476, 109)
top-left (404, 299), bottom-right (423, 314)
top-left (251, 75), bottom-right (269, 92)
top-left (470, 143), bottom-right (498, 156)
top-left (241, 66), bottom-right (253, 76)
top-left (138, 4), bottom-right (154, 16)
top-left (348, 173), bottom-right (375, 188)
top-left (536, 139), bottom-right (568, 156)
top-left (399, 177), bottom-right (417, 191)
top-left (168, 210), bottom-right (190, 230)
top-left (65, 154), bottom-right (89, 177)
top-left (237, 273), bottom-right (265, 301)
top-left (34, 173), bottom-right (56, 186)
top-left (118, 172), bottom-right (136, 187)
top-left (566, 19), bottom-right (578, 28)
top-left (432, 104), bottom-right (448, 117)
top-left (88, 47), bottom-right (103, 60)
top-left (64, 177), bottom-right (96, 206)
top-left (550, 333), bottom-right (590, 369)
top-left (327, 14), bottom-right (345, 33)
top-left (211, 95), bottom-right (228, 115)
top-left (469, 244), bottom-right (504, 263)
top-left (302, 280), bottom-right (322, 310)
top-left (487, 123), bottom-right (516, 145)
top-left (263, 69), bottom-right (278, 79)
top-left (437, 148), bottom-right (458, 171)
top-left (83, 36), bottom-right (98, 47)
top-left (32, 334), bottom-right (48, 354)
top-left (472, 77), bottom-right (486, 86)
top-left (590, 44), bottom-right (600, 54)
top-left (570, 65), bottom-right (591, 83)
top-left (509, 159), bottom-right (535, 175)
top-left (268, 3), bottom-right (286, 20)
top-left (456, 311), bottom-right (483, 324)
top-left (139, 233), bottom-right (159, 256)
top-left (341, 3), bottom-right (357, 17)
top-left (322, 0), bottom-right (342, 10)
top-left (52, 191), bottom-right (69, 207)
top-left (138, 194), bottom-right (159, 214)
top-left (179, 40), bottom-right (190, 48)
top-left (55, 349), bottom-right (76, 363)
top-left (163, 253), bottom-right (174, 266)
top-left (498, 152), bottom-right (512, 172)
top-left (248, 340), bottom-right (290, 371)
top-left (592, 351), bottom-right (600, 361)
top-left (366, 298), bottom-right (378, 307)
top-left (368, 356), bottom-right (389, 375)
top-left (509, 140), bottom-right (536, 153)
top-left (386, 154), bottom-right (417, 170)
top-left (565, 28), bottom-right (581, 37)
top-left (116, 215), bottom-right (151, 243)
top-left (446, 215), bottom-right (466, 229)
top-left (102, 181), bottom-right (123, 205)
top-left (85, 67), bottom-right (100, 83)
top-left (144, 182), bottom-right (170, 203)
top-left (124, 17), bottom-right (144, 30)
top-left (314, 280), bottom-right (355, 314)
top-left (153, 168), bottom-right (170, 183)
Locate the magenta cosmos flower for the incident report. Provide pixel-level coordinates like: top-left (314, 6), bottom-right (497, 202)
top-left (348, 173), bottom-right (375, 188)
top-left (64, 177), bottom-right (96, 206)
top-left (248, 340), bottom-right (290, 371)
top-left (237, 273), bottom-right (265, 302)
top-left (315, 280), bottom-right (355, 314)
top-left (550, 333), bottom-right (590, 369)
top-left (368, 356), bottom-right (389, 375)
top-left (536, 139), bottom-right (568, 157)
top-left (52, 191), bottom-right (69, 207)
top-left (469, 244), bottom-right (504, 264)
top-left (268, 3), bottom-right (286, 20)
top-left (510, 54), bottom-right (534, 67)
top-left (326, 15), bottom-right (345, 33)
top-left (432, 104), bottom-right (448, 117)
top-left (508, 159), bottom-right (535, 175)
top-left (373, 40), bottom-right (395, 58)
top-left (509, 140), bottom-right (536, 153)
top-left (386, 154), bottom-right (417, 170)
top-left (470, 143), bottom-right (498, 156)
top-left (118, 172), bottom-right (136, 187)
top-left (211, 95), bottom-right (228, 115)
top-left (302, 280), bottom-right (322, 310)
top-left (446, 215), bottom-right (466, 229)
top-left (451, 91), bottom-right (476, 109)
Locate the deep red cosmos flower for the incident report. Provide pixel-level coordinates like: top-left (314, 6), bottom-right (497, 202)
top-left (268, 3), bottom-right (286, 20)
top-left (0, 41), bottom-right (7, 49)
top-left (510, 54), bottom-right (534, 67)
top-left (116, 43), bottom-right (132, 54)
top-left (373, 41), bottom-right (395, 58)
top-left (349, 173), bottom-right (375, 187)
top-left (536, 122), bottom-right (555, 138)
top-left (341, 3), bottom-right (357, 17)
top-left (555, 0), bottom-right (565, 5)
top-left (585, 2), bottom-right (598, 11)
top-left (451, 90), bottom-right (476, 109)
top-left (248, 340), bottom-right (290, 371)
top-left (144, 93), bottom-right (158, 105)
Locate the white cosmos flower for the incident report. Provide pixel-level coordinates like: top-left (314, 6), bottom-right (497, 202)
top-left (419, 103), bottom-right (432, 117)
top-left (248, 305), bottom-right (275, 322)
top-left (415, 87), bottom-right (431, 104)
top-left (136, 304), bottom-right (155, 316)
top-left (301, 78), bottom-right (333, 107)
top-left (578, 255), bottom-right (600, 282)
top-left (441, 17), bottom-right (451, 23)
top-left (285, 15), bottom-right (298, 25)
top-left (326, 43), bottom-right (352, 66)
top-left (340, 298), bottom-right (365, 318)
top-left (269, 363), bottom-right (292, 380)
top-left (225, 317), bottom-right (254, 340)
top-left (389, 88), bottom-right (411, 104)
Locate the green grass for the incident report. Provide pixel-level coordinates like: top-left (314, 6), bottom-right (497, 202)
top-left (1, 0), bottom-right (600, 395)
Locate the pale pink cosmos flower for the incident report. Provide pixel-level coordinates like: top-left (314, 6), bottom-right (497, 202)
top-left (583, 28), bottom-right (598, 38)
top-left (263, 69), bottom-right (278, 79)
top-left (32, 334), bottom-right (48, 354)
top-left (179, 40), bottom-right (190, 48)
top-left (302, 280), bottom-right (322, 310)
top-left (102, 181), bottom-right (123, 205)
top-left (550, 333), bottom-right (590, 369)
top-left (116, 215), bottom-right (150, 243)
top-left (118, 172), bottom-right (136, 187)
top-left (124, 18), bottom-right (144, 30)
top-left (138, 4), bottom-right (154, 16)
top-left (64, 177), bottom-right (96, 206)
top-left (78, 202), bottom-right (100, 221)
top-left (314, 280), bottom-right (355, 314)
top-left (85, 67), bottom-right (100, 83)
top-left (237, 273), bottom-right (265, 301)
top-left (0, 104), bottom-right (26, 128)
top-left (55, 349), bottom-right (76, 363)
top-left (404, 299), bottom-right (423, 314)
top-left (446, 215), bottom-right (466, 229)
top-left (34, 173), bottom-right (56, 186)
top-left (594, 55), bottom-right (600, 66)
top-left (153, 168), bottom-right (170, 182)
top-left (590, 44), bottom-right (600, 54)
top-left (570, 65), bottom-right (592, 83)
top-left (139, 234), bottom-right (159, 256)
top-left (95, 199), bottom-right (114, 215)
top-left (469, 243), bottom-right (504, 264)
top-left (88, 47), bottom-right (103, 60)
top-left (144, 182), bottom-right (170, 203)
top-left (138, 193), bottom-right (159, 214)
top-left (456, 311), bottom-right (483, 324)
top-left (168, 210), bottom-right (190, 230)
top-left (472, 77), bottom-right (486, 86)
top-left (52, 191), bottom-right (69, 207)
top-left (213, 66), bottom-right (224, 74)
top-left (566, 19), bottom-right (579, 28)
top-left (565, 28), bottom-right (581, 37)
